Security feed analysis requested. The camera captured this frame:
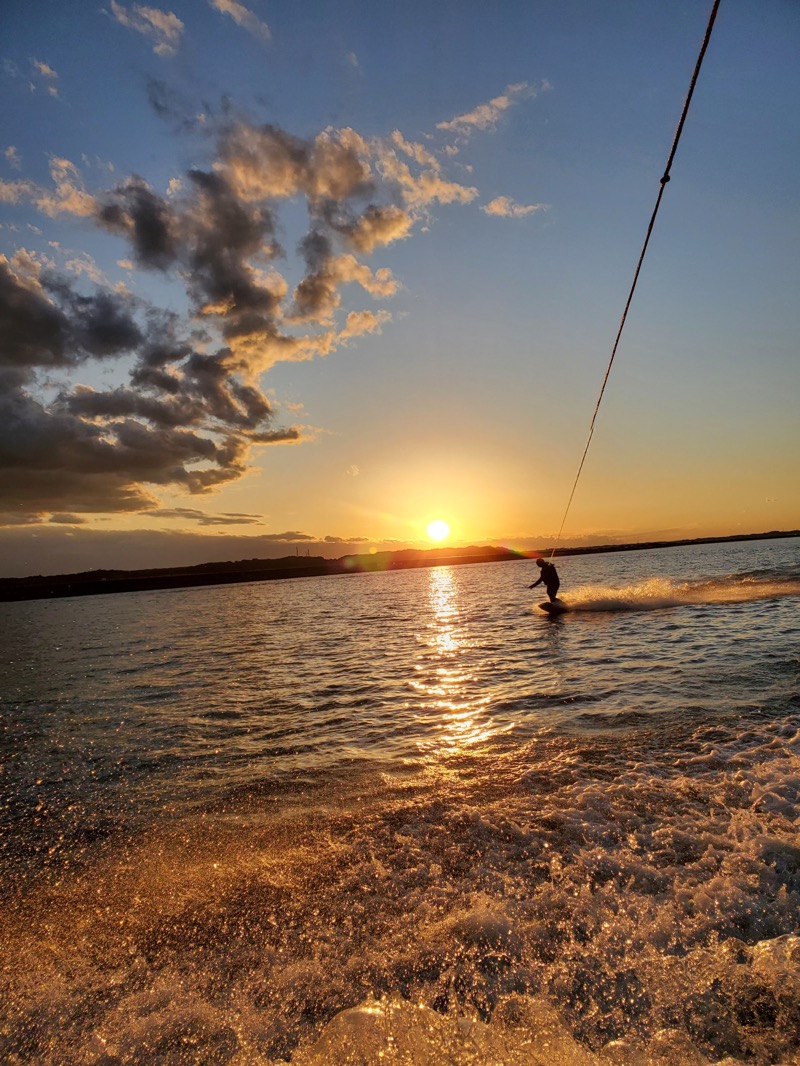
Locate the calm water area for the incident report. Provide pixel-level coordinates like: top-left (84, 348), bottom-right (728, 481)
top-left (1, 538), bottom-right (799, 1063)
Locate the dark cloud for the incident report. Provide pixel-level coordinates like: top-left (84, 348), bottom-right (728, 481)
top-left (0, 527), bottom-right (410, 577)
top-left (184, 169), bottom-right (283, 342)
top-left (49, 513), bottom-right (87, 524)
top-left (97, 177), bottom-right (179, 270)
top-left (249, 427), bottom-right (300, 444)
top-left (63, 385), bottom-right (205, 429)
top-left (61, 287), bottom-right (143, 356)
top-left (145, 77), bottom-right (210, 133)
top-left (0, 384), bottom-right (244, 495)
top-left (260, 531), bottom-right (315, 542)
top-left (0, 259), bottom-right (297, 515)
top-left (0, 257), bottom-right (69, 372)
top-left (149, 507), bottom-right (263, 525)
top-left (0, 466), bottom-right (157, 515)
top-left (0, 512), bottom-right (42, 526)
top-left (0, 256), bottom-right (141, 374)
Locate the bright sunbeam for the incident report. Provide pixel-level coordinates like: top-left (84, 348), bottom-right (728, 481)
top-left (427, 519), bottom-right (450, 542)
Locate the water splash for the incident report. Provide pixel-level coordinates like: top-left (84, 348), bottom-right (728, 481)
top-left (550, 571), bottom-right (800, 614)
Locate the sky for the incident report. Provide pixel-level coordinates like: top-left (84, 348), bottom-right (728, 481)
top-left (1, 0), bottom-right (798, 577)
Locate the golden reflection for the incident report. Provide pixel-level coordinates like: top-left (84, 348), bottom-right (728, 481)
top-left (411, 567), bottom-right (504, 752)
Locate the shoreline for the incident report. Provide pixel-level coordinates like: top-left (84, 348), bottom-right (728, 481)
top-left (0, 529), bottom-right (797, 603)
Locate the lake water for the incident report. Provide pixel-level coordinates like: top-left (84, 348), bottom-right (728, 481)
top-left (1, 538), bottom-right (799, 1064)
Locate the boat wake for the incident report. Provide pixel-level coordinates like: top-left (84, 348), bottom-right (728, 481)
top-left (549, 570), bottom-right (800, 614)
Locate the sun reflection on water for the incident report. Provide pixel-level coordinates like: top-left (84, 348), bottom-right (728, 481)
top-left (411, 567), bottom-right (507, 753)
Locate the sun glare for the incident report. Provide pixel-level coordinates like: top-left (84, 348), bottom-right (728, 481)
top-left (427, 519), bottom-right (450, 542)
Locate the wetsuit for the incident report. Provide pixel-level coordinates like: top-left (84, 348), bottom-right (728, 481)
top-left (531, 561), bottom-right (560, 602)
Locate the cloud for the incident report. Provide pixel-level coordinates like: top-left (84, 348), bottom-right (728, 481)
top-left (0, 512), bottom-right (43, 526)
top-left (91, 118), bottom-right (463, 375)
top-left (0, 250), bottom-right (300, 515)
top-left (209, 0), bottom-right (270, 42)
top-left (219, 123), bottom-right (373, 203)
top-left (389, 131), bottom-right (438, 169)
top-left (0, 89), bottom-right (515, 520)
top-left (63, 251), bottom-right (108, 285)
top-left (331, 203), bottom-right (414, 254)
top-left (482, 196), bottom-right (547, 219)
top-left (31, 59), bottom-right (58, 80)
top-left (110, 2), bottom-right (184, 57)
top-left (29, 59), bottom-right (59, 97)
top-left (259, 530), bottom-right (315, 542)
top-left (5, 146), bottom-right (21, 170)
top-left (291, 246), bottom-right (398, 323)
top-left (0, 526), bottom-right (413, 576)
top-left (0, 156), bottom-right (96, 217)
top-left (0, 252), bottom-right (141, 374)
top-left (376, 137), bottom-right (478, 212)
top-left (437, 82), bottom-right (533, 136)
top-left (49, 513), bottom-right (87, 525)
top-left (149, 506), bottom-right (264, 525)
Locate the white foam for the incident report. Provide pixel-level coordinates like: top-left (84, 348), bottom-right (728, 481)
top-left (4, 715), bottom-right (799, 1063)
top-left (555, 572), bottom-right (800, 614)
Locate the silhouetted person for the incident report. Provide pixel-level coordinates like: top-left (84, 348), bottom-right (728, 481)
top-left (529, 558), bottom-right (560, 602)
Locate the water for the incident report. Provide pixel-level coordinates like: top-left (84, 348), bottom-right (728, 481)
top-left (1, 538), bottom-right (799, 1064)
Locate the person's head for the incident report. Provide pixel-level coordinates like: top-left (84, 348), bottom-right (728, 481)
top-left (536, 558), bottom-right (545, 568)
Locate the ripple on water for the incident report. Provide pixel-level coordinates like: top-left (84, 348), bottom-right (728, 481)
top-left (1, 540), bottom-right (799, 1061)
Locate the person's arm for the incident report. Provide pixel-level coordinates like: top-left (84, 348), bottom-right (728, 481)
top-left (529, 577), bottom-right (542, 589)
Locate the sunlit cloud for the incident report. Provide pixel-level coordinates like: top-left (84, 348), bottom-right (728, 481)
top-left (0, 157), bottom-right (96, 217)
top-left (31, 59), bottom-right (58, 80)
top-left (209, 0), bottom-right (270, 42)
top-left (390, 131), bottom-right (438, 168)
top-left (436, 81), bottom-right (533, 136)
top-left (63, 251), bottom-right (107, 285)
top-left (290, 250), bottom-right (398, 324)
top-left (110, 2), bottom-right (184, 57)
top-left (376, 137), bottom-right (478, 212)
top-left (28, 58), bottom-right (60, 96)
top-left (482, 195), bottom-right (548, 219)
top-left (5, 146), bottom-right (22, 170)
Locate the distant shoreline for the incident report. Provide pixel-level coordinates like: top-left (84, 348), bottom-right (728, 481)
top-left (0, 529), bottom-right (797, 603)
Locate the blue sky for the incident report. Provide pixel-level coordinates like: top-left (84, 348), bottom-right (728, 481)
top-left (1, 0), bottom-right (798, 576)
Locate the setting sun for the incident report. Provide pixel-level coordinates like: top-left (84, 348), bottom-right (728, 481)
top-left (426, 519), bottom-right (450, 542)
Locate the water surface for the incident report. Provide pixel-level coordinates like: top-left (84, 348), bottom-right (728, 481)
top-left (1, 538), bottom-right (799, 1063)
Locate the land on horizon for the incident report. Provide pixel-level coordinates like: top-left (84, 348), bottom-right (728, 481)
top-left (1, 530), bottom-right (796, 603)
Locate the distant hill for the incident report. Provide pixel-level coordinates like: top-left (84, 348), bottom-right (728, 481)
top-left (0, 530), bottom-right (797, 603)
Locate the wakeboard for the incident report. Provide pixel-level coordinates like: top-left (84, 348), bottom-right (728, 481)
top-left (538, 599), bottom-right (569, 616)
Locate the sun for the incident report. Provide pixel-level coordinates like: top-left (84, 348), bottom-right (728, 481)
top-left (426, 519), bottom-right (450, 543)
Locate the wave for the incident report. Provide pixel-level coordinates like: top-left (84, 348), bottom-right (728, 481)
top-left (4, 714), bottom-right (799, 1064)
top-left (547, 571), bottom-right (800, 614)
